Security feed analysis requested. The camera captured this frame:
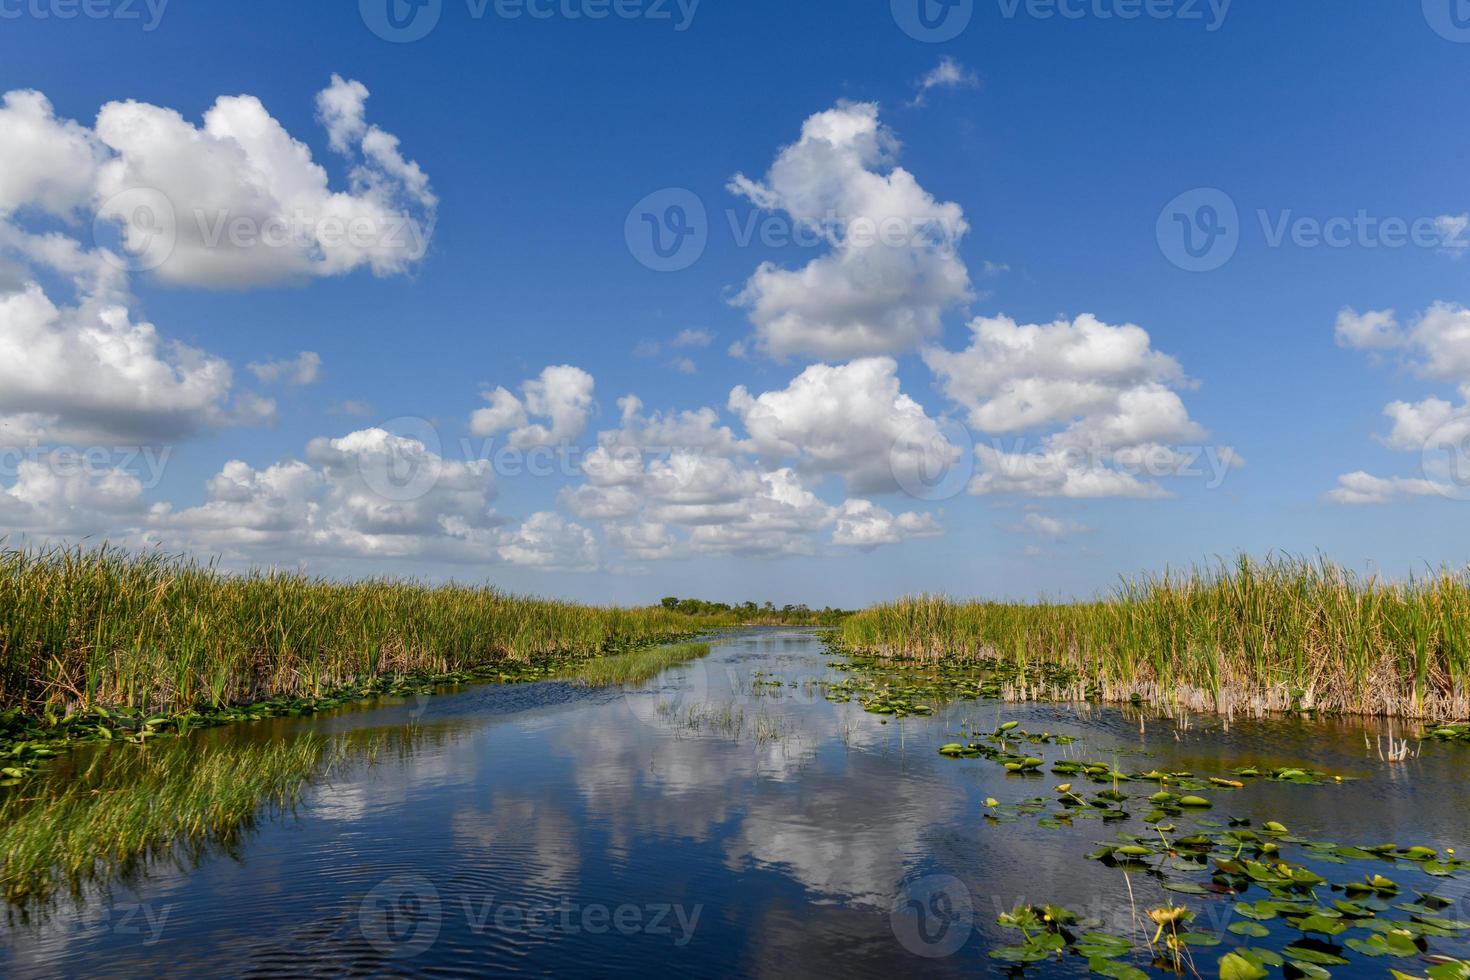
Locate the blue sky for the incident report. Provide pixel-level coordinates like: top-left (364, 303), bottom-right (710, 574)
top-left (1, 0), bottom-right (1469, 605)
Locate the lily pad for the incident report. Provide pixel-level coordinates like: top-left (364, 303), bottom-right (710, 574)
top-left (1219, 950), bottom-right (1269, 980)
top-left (1230, 921), bottom-right (1271, 938)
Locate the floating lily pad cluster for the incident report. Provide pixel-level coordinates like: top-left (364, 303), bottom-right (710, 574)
top-left (1422, 724), bottom-right (1470, 744)
top-left (822, 650), bottom-right (1093, 714)
top-left (986, 825), bottom-right (1470, 977)
top-left (823, 646), bottom-right (1470, 976)
top-left (931, 722), bottom-right (1313, 798)
top-left (938, 722), bottom-right (1078, 769)
top-left (969, 738), bottom-right (1468, 977)
top-left (987, 900), bottom-right (1205, 978)
top-left (751, 672), bottom-right (791, 692)
top-left (0, 658), bottom-right (573, 786)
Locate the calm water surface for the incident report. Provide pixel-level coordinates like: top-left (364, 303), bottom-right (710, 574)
top-left (2, 628), bottom-right (1467, 977)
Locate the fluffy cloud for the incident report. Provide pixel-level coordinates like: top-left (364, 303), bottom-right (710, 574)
top-left (154, 428), bottom-right (502, 559)
top-left (1399, 303), bottom-right (1470, 382)
top-left (0, 243), bottom-right (264, 445)
top-left (1326, 472), bottom-right (1446, 506)
top-left (559, 483), bottom-right (642, 521)
top-left (831, 499), bottom-right (942, 549)
top-left (0, 425), bottom-right (602, 573)
top-left (1006, 512), bottom-right (1093, 539)
top-left (248, 351), bottom-right (322, 386)
top-left (1334, 308), bottom-right (1403, 350)
top-left (602, 520), bottom-right (676, 561)
top-left (0, 77), bottom-right (432, 450)
top-left (498, 512), bottom-right (599, 572)
top-left (681, 468), bottom-right (836, 558)
top-left (729, 102), bottom-right (971, 359)
top-left (471, 365), bottom-right (595, 449)
top-left (911, 57), bottom-right (980, 106)
top-left (969, 444), bottom-right (1168, 498)
top-left (568, 450), bottom-right (837, 560)
top-left (601, 395), bottom-right (743, 456)
top-left (92, 74), bottom-right (435, 287)
top-left (559, 383), bottom-right (944, 560)
top-left (671, 328), bottom-right (713, 349)
top-left (0, 451), bottom-right (148, 536)
top-left (133, 426), bottom-right (593, 571)
top-left (925, 314), bottom-right (1191, 434)
top-left (1330, 303), bottom-right (1470, 503)
top-left (1336, 303), bottom-right (1470, 380)
top-left (730, 356), bottom-right (958, 494)
top-left (0, 90), bottom-right (102, 218)
top-left (924, 314), bottom-right (1232, 498)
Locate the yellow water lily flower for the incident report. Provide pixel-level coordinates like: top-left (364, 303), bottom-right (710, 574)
top-left (1147, 905), bottom-right (1189, 943)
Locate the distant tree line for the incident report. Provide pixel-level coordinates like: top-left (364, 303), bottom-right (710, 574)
top-left (658, 597), bottom-right (851, 625)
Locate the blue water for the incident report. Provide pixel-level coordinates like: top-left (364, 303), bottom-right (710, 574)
top-left (1, 628), bottom-right (1466, 977)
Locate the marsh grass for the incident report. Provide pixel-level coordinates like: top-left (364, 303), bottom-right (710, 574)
top-left (568, 643), bottom-right (711, 687)
top-left (840, 555), bottom-right (1470, 721)
top-left (0, 546), bottom-right (732, 717)
top-left (0, 735), bottom-right (327, 908)
top-left (656, 700), bottom-right (792, 744)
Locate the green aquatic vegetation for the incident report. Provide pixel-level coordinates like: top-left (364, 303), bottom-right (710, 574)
top-left (980, 753), bottom-right (1470, 978)
top-left (1219, 949), bottom-right (1270, 979)
top-left (838, 555), bottom-right (1470, 720)
top-left (0, 653), bottom-right (608, 784)
top-left (1423, 723), bottom-right (1470, 742)
top-left (0, 544), bottom-right (730, 721)
top-left (988, 903), bottom-right (1112, 966)
top-left (1230, 922), bottom-right (1271, 938)
top-left (568, 643), bottom-right (711, 687)
top-left (0, 735), bottom-right (328, 908)
top-left (1346, 930), bottom-right (1420, 957)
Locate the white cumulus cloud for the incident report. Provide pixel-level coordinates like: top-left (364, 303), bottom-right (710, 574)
top-left (729, 101), bottom-right (971, 359)
top-left (248, 351), bottom-right (322, 386)
top-left (1330, 303), bottom-right (1470, 503)
top-left (92, 74), bottom-right (435, 288)
top-left (924, 313), bottom-right (1232, 498)
top-left (730, 356), bottom-right (958, 494)
top-left (470, 365), bottom-right (596, 450)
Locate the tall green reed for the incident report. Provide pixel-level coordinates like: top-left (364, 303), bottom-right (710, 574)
top-left (0, 545), bottom-right (731, 716)
top-left (839, 555), bottom-right (1470, 720)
